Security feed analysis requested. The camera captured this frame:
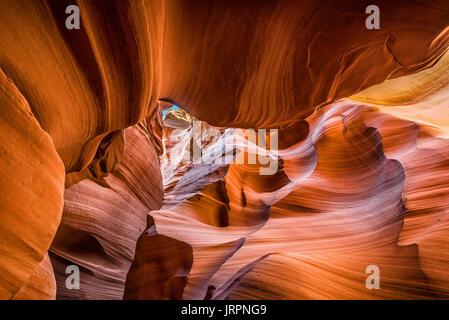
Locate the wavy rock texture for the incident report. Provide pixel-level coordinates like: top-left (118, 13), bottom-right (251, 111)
top-left (147, 102), bottom-right (446, 299)
top-left (50, 112), bottom-right (164, 299)
top-left (159, 0), bottom-right (449, 128)
top-left (0, 0), bottom-right (449, 299)
top-left (0, 68), bottom-right (64, 299)
top-left (12, 254), bottom-right (57, 300)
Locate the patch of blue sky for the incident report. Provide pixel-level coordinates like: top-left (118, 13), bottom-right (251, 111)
top-left (162, 105), bottom-right (179, 117)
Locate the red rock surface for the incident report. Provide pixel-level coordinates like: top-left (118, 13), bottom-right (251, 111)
top-left (0, 0), bottom-right (449, 299)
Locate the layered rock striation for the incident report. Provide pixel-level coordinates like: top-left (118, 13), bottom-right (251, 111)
top-left (0, 0), bottom-right (449, 299)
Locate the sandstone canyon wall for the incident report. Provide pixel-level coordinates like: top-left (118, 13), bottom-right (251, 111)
top-left (0, 0), bottom-right (449, 299)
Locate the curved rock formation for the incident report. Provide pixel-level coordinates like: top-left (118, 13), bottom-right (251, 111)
top-left (0, 68), bottom-right (64, 299)
top-left (50, 112), bottom-right (164, 299)
top-left (0, 0), bottom-right (449, 300)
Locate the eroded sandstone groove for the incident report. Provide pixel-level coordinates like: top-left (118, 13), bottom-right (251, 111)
top-left (0, 0), bottom-right (449, 299)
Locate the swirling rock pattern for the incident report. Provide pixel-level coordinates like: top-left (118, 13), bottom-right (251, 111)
top-left (50, 113), bottom-right (164, 299)
top-left (0, 0), bottom-right (449, 299)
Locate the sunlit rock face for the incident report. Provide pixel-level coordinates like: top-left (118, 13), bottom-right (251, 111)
top-left (1, 0), bottom-right (449, 300)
